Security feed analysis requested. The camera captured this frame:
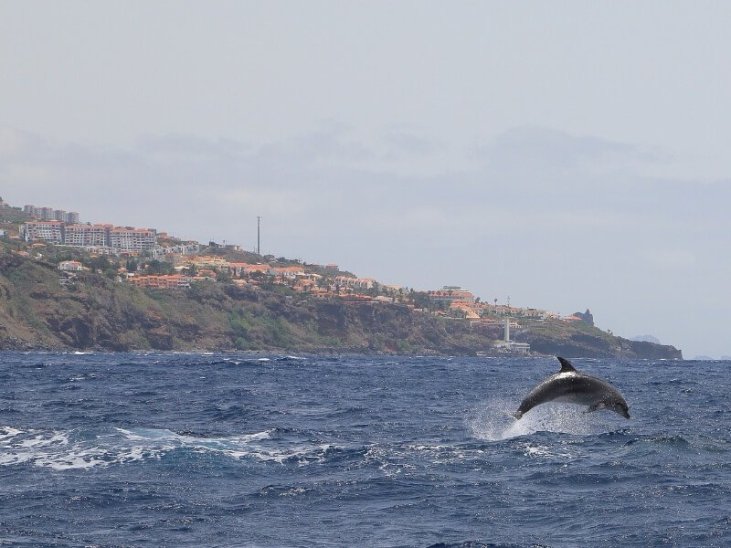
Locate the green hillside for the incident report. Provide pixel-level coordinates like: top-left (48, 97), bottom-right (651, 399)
top-left (0, 243), bottom-right (682, 358)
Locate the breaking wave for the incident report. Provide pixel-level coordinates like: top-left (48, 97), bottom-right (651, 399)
top-left (0, 424), bottom-right (338, 471)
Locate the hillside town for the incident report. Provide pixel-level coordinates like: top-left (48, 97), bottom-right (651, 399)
top-left (1, 198), bottom-right (589, 344)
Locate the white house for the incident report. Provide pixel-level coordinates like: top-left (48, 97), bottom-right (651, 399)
top-left (58, 260), bottom-right (86, 272)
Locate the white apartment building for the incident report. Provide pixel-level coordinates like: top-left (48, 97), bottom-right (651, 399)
top-left (21, 221), bottom-right (159, 253)
top-left (56, 211), bottom-right (80, 224)
top-left (109, 227), bottom-right (157, 252)
top-left (64, 224), bottom-right (112, 247)
top-left (21, 221), bottom-right (64, 243)
top-left (24, 205), bottom-right (79, 224)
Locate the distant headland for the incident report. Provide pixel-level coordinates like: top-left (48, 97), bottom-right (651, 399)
top-left (0, 197), bottom-right (682, 358)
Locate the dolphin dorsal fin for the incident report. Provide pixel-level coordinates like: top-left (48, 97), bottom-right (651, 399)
top-left (557, 356), bottom-right (577, 373)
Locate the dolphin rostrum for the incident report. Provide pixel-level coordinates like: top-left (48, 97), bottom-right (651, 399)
top-left (513, 357), bottom-right (630, 419)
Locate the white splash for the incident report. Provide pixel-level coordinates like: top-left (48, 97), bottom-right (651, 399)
top-left (468, 400), bottom-right (611, 441)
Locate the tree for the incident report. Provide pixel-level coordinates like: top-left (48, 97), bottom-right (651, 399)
top-left (87, 255), bottom-right (110, 273)
top-left (368, 281), bottom-right (382, 297)
top-left (216, 270), bottom-right (233, 283)
top-left (145, 259), bottom-right (174, 275)
top-left (410, 291), bottom-right (431, 310)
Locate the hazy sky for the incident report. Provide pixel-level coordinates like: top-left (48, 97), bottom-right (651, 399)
top-left (2, 1), bottom-right (731, 358)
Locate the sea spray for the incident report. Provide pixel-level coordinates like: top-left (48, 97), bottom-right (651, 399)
top-left (468, 400), bottom-right (625, 441)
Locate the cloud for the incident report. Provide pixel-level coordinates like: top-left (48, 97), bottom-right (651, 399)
top-left (2, 124), bottom-right (725, 253)
top-left (485, 126), bottom-right (658, 168)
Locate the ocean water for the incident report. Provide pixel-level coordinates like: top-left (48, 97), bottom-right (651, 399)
top-left (0, 352), bottom-right (729, 547)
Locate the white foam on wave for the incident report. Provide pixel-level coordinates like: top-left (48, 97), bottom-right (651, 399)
top-left (116, 427), bottom-right (272, 445)
top-left (520, 443), bottom-right (574, 460)
top-left (0, 423), bottom-right (334, 471)
top-left (364, 441), bottom-right (492, 476)
top-left (0, 425), bottom-right (157, 471)
top-left (364, 445), bottom-right (415, 476)
top-left (227, 442), bottom-right (334, 464)
top-left (0, 426), bottom-right (25, 441)
top-left (115, 427), bottom-right (280, 461)
top-left (118, 427), bottom-right (337, 465)
top-left (0, 427), bottom-right (74, 468)
top-left (403, 442), bottom-right (487, 465)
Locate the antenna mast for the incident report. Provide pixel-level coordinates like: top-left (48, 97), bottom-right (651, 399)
top-left (257, 216), bottom-right (261, 255)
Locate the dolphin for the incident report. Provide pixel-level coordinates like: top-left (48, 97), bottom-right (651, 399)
top-left (513, 356), bottom-right (630, 419)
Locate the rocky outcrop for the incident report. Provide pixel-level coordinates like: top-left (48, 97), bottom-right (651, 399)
top-left (514, 321), bottom-right (682, 359)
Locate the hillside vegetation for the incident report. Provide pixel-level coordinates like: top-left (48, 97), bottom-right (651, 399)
top-left (0, 246), bottom-right (682, 358)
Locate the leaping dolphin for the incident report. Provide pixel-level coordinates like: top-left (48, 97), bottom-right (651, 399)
top-left (513, 357), bottom-right (630, 419)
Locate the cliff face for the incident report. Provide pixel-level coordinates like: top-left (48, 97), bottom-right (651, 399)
top-left (511, 314), bottom-right (683, 359)
top-left (0, 252), bottom-right (682, 358)
top-left (516, 325), bottom-right (682, 359)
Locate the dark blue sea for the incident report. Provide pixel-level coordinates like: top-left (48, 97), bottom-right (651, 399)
top-left (1, 352), bottom-right (729, 547)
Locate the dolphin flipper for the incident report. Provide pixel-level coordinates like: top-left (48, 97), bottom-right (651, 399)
top-left (585, 401), bottom-right (607, 414)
